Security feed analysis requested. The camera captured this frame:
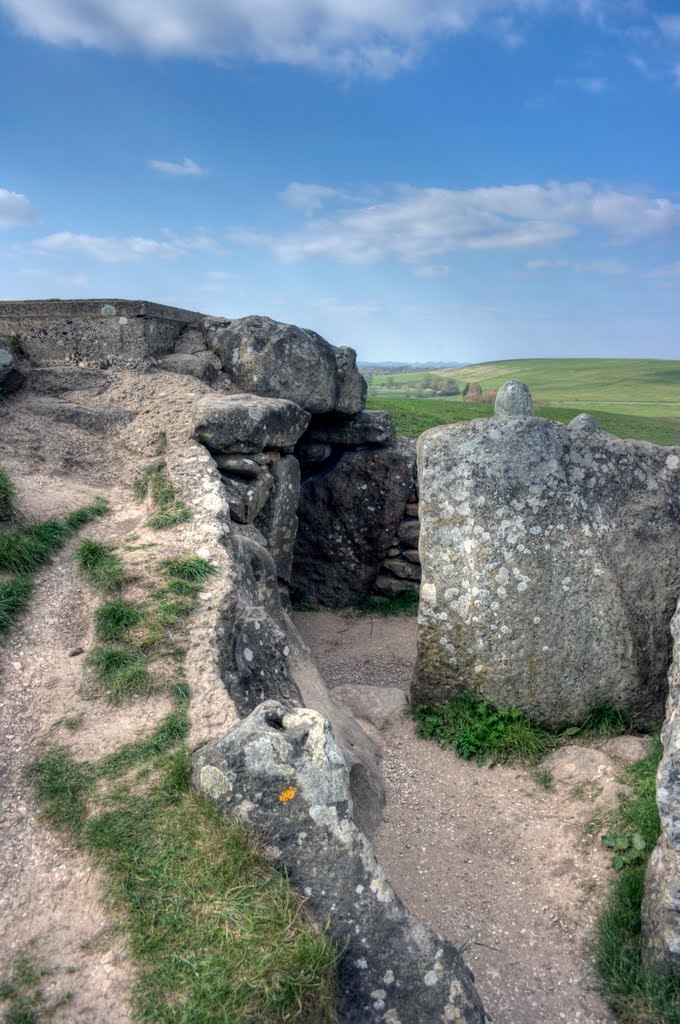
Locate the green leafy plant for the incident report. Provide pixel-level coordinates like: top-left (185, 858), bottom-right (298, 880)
top-left (602, 830), bottom-right (647, 871)
top-left (415, 694), bottom-right (556, 765)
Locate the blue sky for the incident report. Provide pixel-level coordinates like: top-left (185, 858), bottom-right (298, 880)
top-left (1, 1), bottom-right (679, 363)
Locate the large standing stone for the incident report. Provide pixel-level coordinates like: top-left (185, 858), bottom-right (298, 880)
top-left (292, 439), bottom-right (416, 607)
top-left (213, 315), bottom-right (365, 415)
top-left (192, 701), bottom-right (486, 1024)
top-left (254, 455), bottom-right (301, 582)
top-left (191, 394), bottom-right (310, 454)
top-left (643, 598), bottom-right (680, 971)
top-left (413, 416), bottom-right (680, 729)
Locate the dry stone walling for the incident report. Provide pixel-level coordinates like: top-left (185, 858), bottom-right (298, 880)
top-left (413, 380), bottom-right (680, 730)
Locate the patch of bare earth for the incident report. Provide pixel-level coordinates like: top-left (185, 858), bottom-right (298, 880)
top-left (294, 609), bottom-right (630, 1024)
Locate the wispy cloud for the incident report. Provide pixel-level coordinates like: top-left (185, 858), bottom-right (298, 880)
top-left (0, 0), bottom-right (623, 76)
top-left (525, 258), bottom-right (628, 274)
top-left (657, 15), bottom-right (680, 42)
top-left (0, 187), bottom-right (38, 229)
top-left (25, 229), bottom-right (221, 262)
top-left (557, 75), bottom-right (609, 93)
top-left (278, 182), bottom-right (342, 213)
top-left (412, 264), bottom-right (450, 277)
top-left (233, 180), bottom-right (680, 266)
top-left (148, 156), bottom-right (207, 176)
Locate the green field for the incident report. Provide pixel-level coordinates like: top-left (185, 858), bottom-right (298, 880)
top-left (366, 396), bottom-right (680, 446)
top-left (365, 357), bottom-right (680, 445)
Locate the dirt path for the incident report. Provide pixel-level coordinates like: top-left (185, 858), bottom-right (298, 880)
top-left (294, 610), bottom-right (620, 1024)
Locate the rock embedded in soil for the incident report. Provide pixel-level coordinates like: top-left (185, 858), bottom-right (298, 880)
top-left (192, 701), bottom-right (487, 1024)
top-left (414, 410), bottom-right (680, 729)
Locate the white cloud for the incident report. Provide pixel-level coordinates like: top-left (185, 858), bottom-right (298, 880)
top-left (26, 229), bottom-right (220, 262)
top-left (0, 0), bottom-right (610, 75)
top-left (658, 15), bottom-right (680, 42)
top-left (412, 264), bottom-right (450, 277)
top-left (0, 187), bottom-right (38, 229)
top-left (674, 64), bottom-right (680, 88)
top-left (629, 54), bottom-right (648, 74)
top-left (234, 180), bottom-right (680, 265)
top-left (526, 258), bottom-right (628, 274)
top-left (648, 261), bottom-right (680, 278)
top-left (557, 75), bottom-right (608, 93)
top-left (278, 182), bottom-right (342, 213)
top-left (148, 156), bottom-right (207, 176)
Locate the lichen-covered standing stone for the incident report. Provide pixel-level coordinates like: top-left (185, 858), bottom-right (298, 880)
top-left (643, 598), bottom-right (680, 970)
top-left (494, 380), bottom-right (533, 418)
top-left (193, 701), bottom-right (486, 1024)
top-left (413, 416), bottom-right (680, 728)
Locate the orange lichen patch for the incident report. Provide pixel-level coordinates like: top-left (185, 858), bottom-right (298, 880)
top-left (278, 786), bottom-right (296, 803)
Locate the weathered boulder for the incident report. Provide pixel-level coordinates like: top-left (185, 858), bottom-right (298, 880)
top-left (174, 327), bottom-right (208, 355)
top-left (413, 415), bottom-right (680, 729)
top-left (303, 410), bottom-right (395, 448)
top-left (643, 598), bottom-right (680, 971)
top-left (334, 345), bottom-right (368, 415)
top-left (220, 472), bottom-right (273, 524)
top-left (297, 443), bottom-right (332, 468)
top-left (213, 315), bottom-right (365, 415)
top-left (0, 337), bottom-right (24, 393)
top-left (157, 352), bottom-right (218, 384)
top-left (494, 379), bottom-right (533, 418)
top-left (191, 394), bottom-right (310, 455)
top-left (569, 413), bottom-right (600, 432)
top-left (383, 556), bottom-right (421, 582)
top-left (292, 439), bottom-right (417, 607)
top-left (213, 454), bottom-right (262, 479)
top-left (253, 455), bottom-right (301, 582)
top-left (192, 701), bottom-right (486, 1024)
top-left (374, 574), bottom-right (419, 597)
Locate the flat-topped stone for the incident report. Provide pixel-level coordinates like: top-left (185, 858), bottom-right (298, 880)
top-left (191, 394), bottom-right (310, 455)
top-left (0, 298), bottom-right (204, 370)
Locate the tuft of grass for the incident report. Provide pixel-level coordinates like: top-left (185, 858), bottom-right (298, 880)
top-left (27, 746), bottom-right (93, 837)
top-left (85, 646), bottom-right (153, 705)
top-left (161, 556), bottom-right (218, 583)
top-left (133, 462), bottom-right (191, 531)
top-left (0, 943), bottom-right (73, 1023)
top-left (415, 693), bottom-right (557, 765)
top-left (74, 539), bottom-right (124, 593)
top-left (562, 704), bottom-right (633, 740)
top-left (533, 768), bottom-right (554, 790)
top-left (0, 466), bottom-right (16, 521)
top-left (0, 576), bottom-right (32, 634)
top-left (95, 598), bottom-right (142, 642)
top-left (291, 599), bottom-right (319, 612)
top-left (61, 713), bottom-right (85, 733)
top-left (354, 589), bottom-right (419, 617)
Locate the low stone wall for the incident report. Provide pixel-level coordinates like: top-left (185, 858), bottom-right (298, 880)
top-left (373, 480), bottom-right (421, 597)
top-left (0, 299), bottom-right (202, 370)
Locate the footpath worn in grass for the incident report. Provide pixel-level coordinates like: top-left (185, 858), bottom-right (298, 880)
top-left (367, 396), bottom-right (679, 446)
top-left (30, 540), bottom-right (339, 1021)
top-left (0, 473), bottom-right (108, 638)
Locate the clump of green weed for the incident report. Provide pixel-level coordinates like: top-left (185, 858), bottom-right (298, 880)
top-left (0, 466), bottom-right (16, 521)
top-left (415, 693), bottom-right (557, 765)
top-left (0, 943), bottom-right (73, 1022)
top-left (95, 598), bottom-right (142, 642)
top-left (354, 589), bottom-right (419, 617)
top-left (161, 556), bottom-right (218, 582)
top-left (133, 461), bottom-right (190, 530)
top-left (74, 539), bottom-right (124, 593)
top-left (86, 646), bottom-right (153, 704)
top-left (291, 599), bottom-right (319, 612)
top-left (562, 704), bottom-right (633, 740)
top-left (533, 768), bottom-right (554, 790)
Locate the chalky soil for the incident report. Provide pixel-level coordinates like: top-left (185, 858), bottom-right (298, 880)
top-left (295, 611), bottom-right (618, 1024)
